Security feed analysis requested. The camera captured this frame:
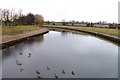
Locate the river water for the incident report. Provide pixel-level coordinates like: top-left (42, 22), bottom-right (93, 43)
top-left (2, 31), bottom-right (118, 78)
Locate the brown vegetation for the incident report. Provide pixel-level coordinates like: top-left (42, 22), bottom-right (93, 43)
top-left (0, 9), bottom-right (44, 27)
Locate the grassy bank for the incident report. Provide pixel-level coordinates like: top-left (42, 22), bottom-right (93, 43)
top-left (2, 25), bottom-right (41, 35)
top-left (45, 25), bottom-right (119, 38)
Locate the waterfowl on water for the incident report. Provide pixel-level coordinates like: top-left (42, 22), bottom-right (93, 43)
top-left (19, 53), bottom-right (22, 55)
top-left (17, 63), bottom-right (22, 65)
top-left (54, 73), bottom-right (59, 78)
top-left (29, 53), bottom-right (31, 55)
top-left (62, 69), bottom-right (65, 74)
top-left (16, 60), bottom-right (22, 65)
top-left (37, 75), bottom-right (43, 79)
top-left (71, 71), bottom-right (74, 75)
top-left (20, 68), bottom-right (23, 72)
top-left (47, 66), bottom-right (50, 70)
top-left (36, 70), bottom-right (40, 74)
top-left (28, 53), bottom-right (31, 57)
top-left (16, 60), bottom-right (18, 63)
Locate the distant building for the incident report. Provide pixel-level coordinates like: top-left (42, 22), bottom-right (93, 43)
top-left (45, 21), bottom-right (119, 29)
top-left (93, 23), bottom-right (117, 28)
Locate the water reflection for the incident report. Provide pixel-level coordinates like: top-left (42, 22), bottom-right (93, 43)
top-left (50, 28), bottom-right (118, 45)
top-left (2, 31), bottom-right (118, 78)
top-left (2, 35), bottom-right (44, 60)
top-left (61, 31), bottom-right (68, 36)
top-left (26, 35), bottom-right (44, 44)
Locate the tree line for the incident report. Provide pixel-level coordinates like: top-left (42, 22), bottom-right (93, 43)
top-left (0, 9), bottom-right (44, 27)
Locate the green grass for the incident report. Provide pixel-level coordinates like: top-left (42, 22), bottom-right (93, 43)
top-left (46, 25), bottom-right (119, 37)
top-left (2, 25), bottom-right (41, 35)
top-left (2, 25), bottom-right (119, 37)
top-left (66, 26), bottom-right (118, 36)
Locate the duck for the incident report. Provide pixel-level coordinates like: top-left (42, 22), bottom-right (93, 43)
top-left (54, 73), bottom-right (58, 78)
top-left (16, 60), bottom-right (22, 65)
top-left (20, 68), bottom-right (23, 72)
top-left (37, 75), bottom-right (43, 79)
top-left (36, 70), bottom-right (40, 74)
top-left (17, 63), bottom-right (22, 65)
top-left (71, 71), bottom-right (74, 75)
top-left (19, 53), bottom-right (22, 55)
top-left (47, 66), bottom-right (50, 70)
top-left (29, 53), bottom-right (31, 56)
top-left (28, 53), bottom-right (31, 57)
top-left (62, 69), bottom-right (65, 74)
top-left (16, 60), bottom-right (18, 63)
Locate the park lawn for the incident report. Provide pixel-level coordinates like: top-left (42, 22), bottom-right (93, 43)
top-left (66, 26), bottom-right (118, 36)
top-left (2, 25), bottom-right (41, 35)
top-left (48, 25), bottom-right (119, 37)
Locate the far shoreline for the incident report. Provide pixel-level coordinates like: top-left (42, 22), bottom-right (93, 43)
top-left (1, 25), bottom-right (119, 49)
top-left (44, 25), bottom-right (120, 44)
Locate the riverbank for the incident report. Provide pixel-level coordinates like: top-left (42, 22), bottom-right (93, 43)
top-left (44, 25), bottom-right (120, 44)
top-left (2, 25), bottom-right (41, 35)
top-left (1, 27), bottom-right (49, 49)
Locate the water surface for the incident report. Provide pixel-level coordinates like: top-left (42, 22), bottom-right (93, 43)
top-left (2, 31), bottom-right (118, 78)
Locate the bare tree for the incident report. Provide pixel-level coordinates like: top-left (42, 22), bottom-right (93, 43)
top-left (0, 8), bottom-right (44, 26)
top-left (9, 9), bottom-right (15, 21)
top-left (0, 9), bottom-right (2, 26)
top-left (26, 13), bottom-right (35, 25)
top-left (0, 9), bottom-right (23, 26)
top-left (0, 9), bottom-right (1, 19)
top-left (34, 14), bottom-right (44, 27)
top-left (2, 9), bottom-right (9, 26)
top-left (18, 9), bottom-right (22, 18)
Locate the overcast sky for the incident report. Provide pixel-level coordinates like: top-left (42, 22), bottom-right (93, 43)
top-left (0, 0), bottom-right (119, 23)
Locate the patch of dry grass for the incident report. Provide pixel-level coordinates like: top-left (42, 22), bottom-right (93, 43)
top-left (2, 25), bottom-right (41, 35)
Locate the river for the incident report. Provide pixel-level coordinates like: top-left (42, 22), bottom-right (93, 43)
top-left (2, 30), bottom-right (118, 78)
